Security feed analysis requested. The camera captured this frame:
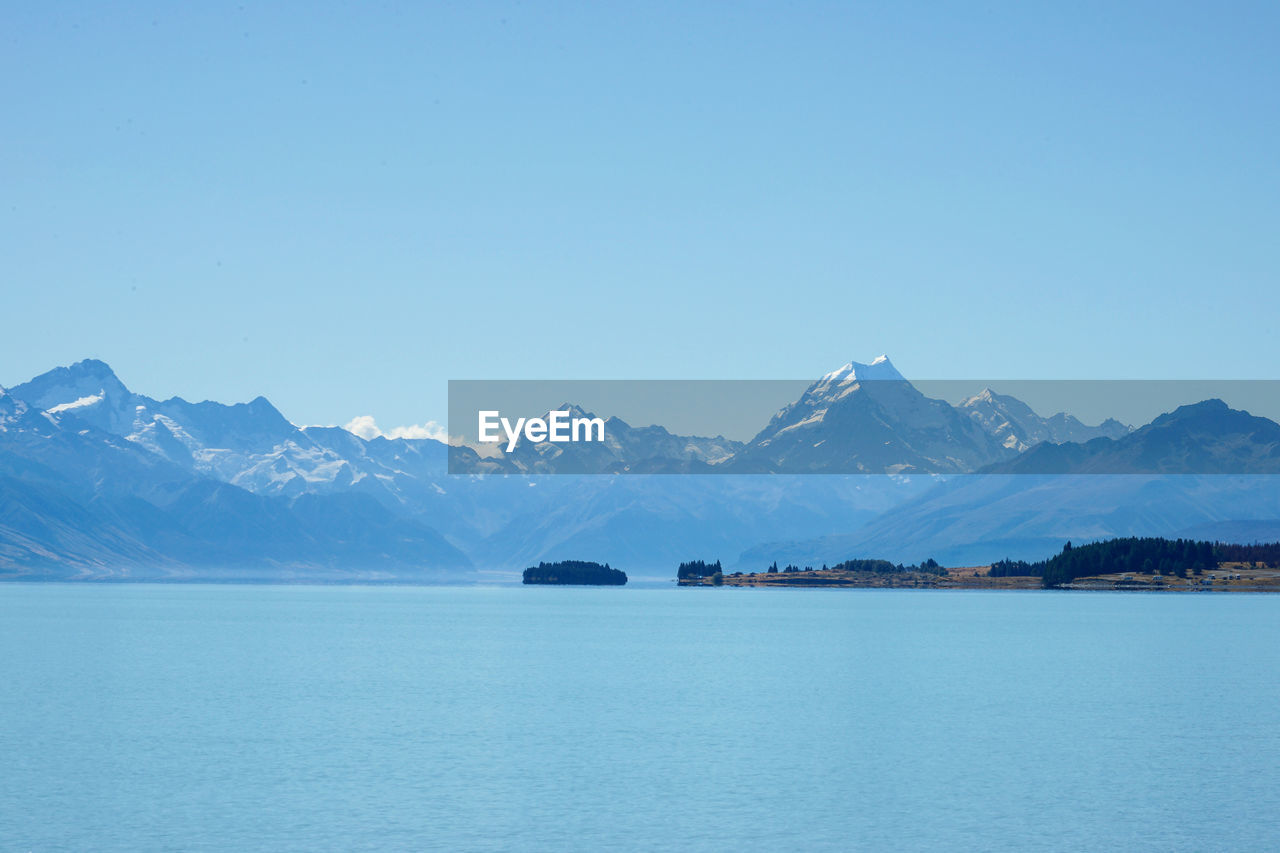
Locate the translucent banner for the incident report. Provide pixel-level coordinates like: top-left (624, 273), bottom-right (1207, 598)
top-left (447, 377), bottom-right (1280, 475)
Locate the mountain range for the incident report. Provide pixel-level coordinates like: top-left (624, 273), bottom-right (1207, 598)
top-left (3, 356), bottom-right (1278, 580)
top-left (958, 387), bottom-right (1131, 452)
top-left (449, 356), bottom-right (1133, 475)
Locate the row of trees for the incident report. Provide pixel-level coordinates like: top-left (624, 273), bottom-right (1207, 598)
top-left (523, 560), bottom-right (627, 585)
top-left (679, 536), bottom-right (1280, 588)
top-left (677, 559), bottom-right (723, 581)
top-left (1039, 538), bottom-right (1218, 587)
top-left (989, 538), bottom-right (1223, 587)
top-left (1213, 541), bottom-right (1280, 566)
top-left (972, 538), bottom-right (1280, 585)
top-left (988, 558), bottom-right (1039, 577)
top-left (679, 557), bottom-right (947, 580)
top-left (828, 557), bottom-right (945, 576)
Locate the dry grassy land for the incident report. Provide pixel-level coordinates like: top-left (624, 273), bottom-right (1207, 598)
top-left (1059, 562), bottom-right (1280, 591)
top-left (679, 562), bottom-right (1280, 591)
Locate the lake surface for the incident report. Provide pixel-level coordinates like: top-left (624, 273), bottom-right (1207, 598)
top-left (2, 585), bottom-right (1278, 852)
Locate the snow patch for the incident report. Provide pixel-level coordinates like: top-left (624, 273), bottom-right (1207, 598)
top-left (48, 393), bottom-right (103, 414)
top-left (773, 409), bottom-right (828, 436)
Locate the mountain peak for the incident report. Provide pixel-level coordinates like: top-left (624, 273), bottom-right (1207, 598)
top-left (62, 358), bottom-right (129, 391)
top-left (1184, 398), bottom-right (1229, 412)
top-left (0, 385), bottom-right (18, 420)
top-left (819, 355), bottom-right (904, 384)
top-left (10, 358), bottom-right (132, 411)
top-left (964, 387), bottom-right (1002, 404)
top-left (1148, 398), bottom-right (1233, 427)
top-left (68, 357), bottom-right (118, 376)
top-left (554, 402), bottom-right (596, 419)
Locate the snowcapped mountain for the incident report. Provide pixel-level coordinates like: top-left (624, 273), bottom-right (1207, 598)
top-left (0, 359), bottom-right (936, 576)
top-left (6, 355), bottom-right (1274, 580)
top-left (9, 359), bottom-right (136, 433)
top-left (733, 398), bottom-right (1280, 567)
top-left (10, 359), bottom-right (352, 494)
top-left (1, 363), bottom-right (473, 579)
top-left (724, 356), bottom-right (1013, 473)
top-left (959, 387), bottom-right (1131, 452)
top-left (13, 355), bottom-right (1137, 486)
top-left (9, 360), bottom-right (487, 525)
top-left (818, 354), bottom-right (906, 384)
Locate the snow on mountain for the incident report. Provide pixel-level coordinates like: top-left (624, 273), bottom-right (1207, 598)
top-left (725, 355), bottom-right (1012, 474)
top-left (10, 359), bottom-right (138, 435)
top-left (818, 354), bottom-right (906, 384)
top-left (0, 366), bottom-right (473, 579)
top-left (9, 360), bottom-right (388, 500)
top-left (0, 386), bottom-right (21, 425)
top-left (46, 393), bottom-right (105, 414)
top-left (13, 355), bottom-right (1258, 579)
top-left (959, 388), bottom-right (1131, 452)
top-left (14, 356), bottom-right (1132, 486)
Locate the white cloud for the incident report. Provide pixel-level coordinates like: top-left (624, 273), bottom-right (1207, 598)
top-left (343, 415), bottom-right (381, 439)
top-left (343, 415), bottom-right (448, 443)
top-left (385, 422), bottom-right (450, 441)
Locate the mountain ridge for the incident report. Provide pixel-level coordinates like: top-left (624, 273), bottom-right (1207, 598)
top-left (5, 357), bottom-right (1280, 579)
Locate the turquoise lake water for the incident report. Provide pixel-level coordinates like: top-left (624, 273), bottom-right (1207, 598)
top-left (2, 585), bottom-right (1279, 851)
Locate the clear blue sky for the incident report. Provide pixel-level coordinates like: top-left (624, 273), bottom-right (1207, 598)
top-left (4, 2), bottom-right (1278, 429)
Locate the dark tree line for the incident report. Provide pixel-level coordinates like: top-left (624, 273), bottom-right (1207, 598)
top-left (676, 556), bottom-right (946, 580)
top-left (677, 559), bottom-right (723, 581)
top-left (1213, 541), bottom-right (1280, 567)
top-left (673, 537), bottom-right (1280, 588)
top-left (523, 560), bottom-right (627, 585)
top-left (993, 538), bottom-right (1280, 585)
top-left (988, 558), bottom-right (1039, 577)
top-left (829, 557), bottom-right (946, 576)
top-left (990, 538), bottom-right (1222, 587)
top-left (1039, 538), bottom-right (1218, 587)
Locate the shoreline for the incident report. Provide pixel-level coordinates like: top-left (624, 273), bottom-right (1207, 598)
top-left (678, 562), bottom-right (1280, 591)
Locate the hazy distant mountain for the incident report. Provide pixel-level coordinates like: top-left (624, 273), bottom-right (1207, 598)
top-left (735, 398), bottom-right (1280, 568)
top-left (469, 473), bottom-right (929, 575)
top-left (959, 387), bottom-right (1130, 452)
top-left (724, 356), bottom-right (1013, 474)
top-left (738, 473), bottom-right (1280, 569)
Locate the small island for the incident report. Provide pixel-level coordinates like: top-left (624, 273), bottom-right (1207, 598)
top-left (678, 557), bottom-right (951, 588)
top-left (523, 560), bottom-right (627, 586)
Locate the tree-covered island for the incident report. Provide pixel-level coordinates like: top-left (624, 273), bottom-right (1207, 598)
top-left (523, 560), bottom-right (628, 586)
